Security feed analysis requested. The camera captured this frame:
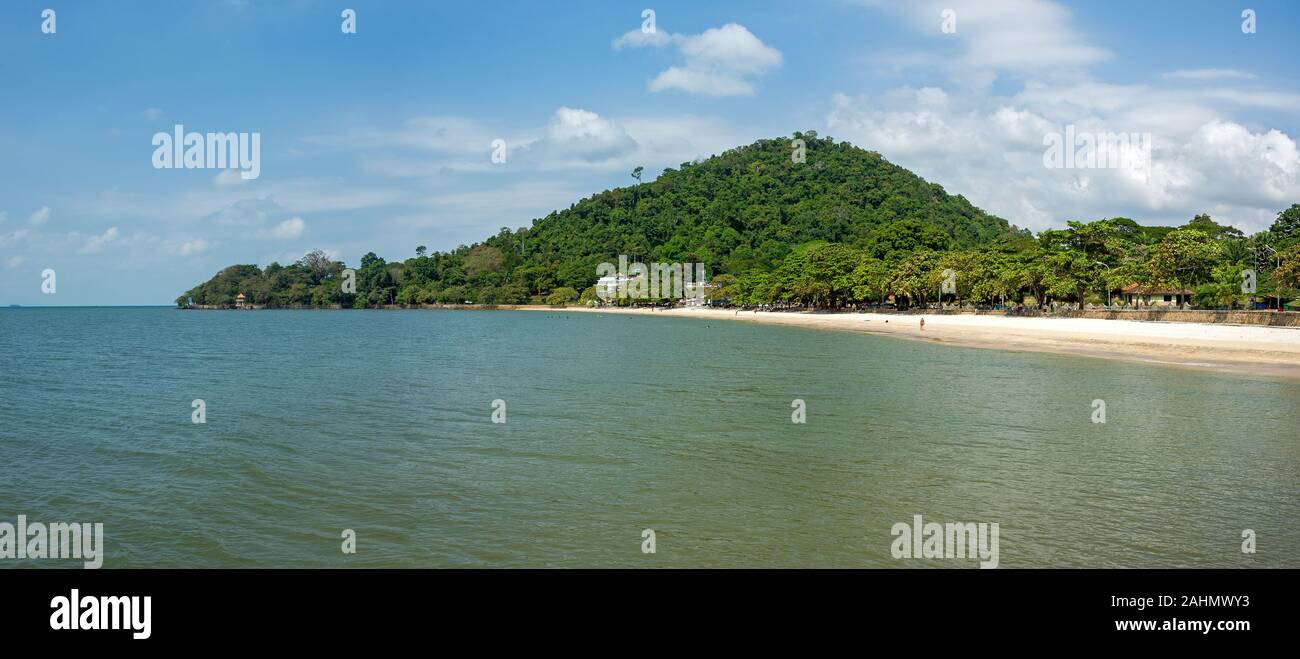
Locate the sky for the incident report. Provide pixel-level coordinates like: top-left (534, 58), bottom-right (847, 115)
top-left (1, 0), bottom-right (1298, 305)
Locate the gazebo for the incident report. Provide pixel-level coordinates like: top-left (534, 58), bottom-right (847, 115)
top-left (235, 292), bottom-right (247, 309)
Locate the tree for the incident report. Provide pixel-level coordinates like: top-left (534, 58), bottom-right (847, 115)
top-left (1194, 264), bottom-right (1249, 309)
top-left (1041, 250), bottom-right (1097, 304)
top-left (178, 133), bottom-right (1292, 312)
top-left (1269, 204), bottom-right (1300, 245)
top-left (298, 249), bottom-right (335, 285)
top-left (463, 245), bottom-right (505, 279)
top-left (865, 219), bottom-right (951, 260)
top-left (1185, 213), bottom-right (1245, 242)
top-left (889, 250), bottom-right (942, 309)
top-left (1147, 229), bottom-right (1223, 290)
top-left (1272, 243), bottom-right (1300, 292)
top-left (850, 256), bottom-right (889, 305)
top-left (545, 287), bottom-right (579, 306)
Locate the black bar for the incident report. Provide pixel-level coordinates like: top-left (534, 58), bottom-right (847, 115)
top-left (0, 568), bottom-right (1288, 647)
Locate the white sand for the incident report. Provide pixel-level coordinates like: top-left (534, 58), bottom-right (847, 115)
top-left (538, 306), bottom-right (1300, 379)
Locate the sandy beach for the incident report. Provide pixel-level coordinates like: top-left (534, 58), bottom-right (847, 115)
top-left (537, 306), bottom-right (1300, 379)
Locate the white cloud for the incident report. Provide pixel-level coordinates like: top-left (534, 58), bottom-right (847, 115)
top-left (826, 87), bottom-right (1300, 233)
top-left (859, 0), bottom-right (1109, 81)
top-left (6, 256), bottom-right (24, 269)
top-left (538, 107), bottom-right (638, 163)
top-left (27, 206), bottom-right (51, 227)
top-left (649, 66), bottom-right (757, 97)
top-left (342, 106), bottom-right (747, 177)
top-left (258, 217), bottom-right (305, 240)
top-left (619, 114), bottom-right (753, 168)
top-left (1162, 69), bottom-right (1257, 82)
top-left (178, 239), bottom-right (210, 256)
top-left (611, 28), bottom-right (674, 50)
top-left (213, 169), bottom-right (249, 188)
top-left (828, 0), bottom-right (1300, 234)
top-left (198, 197), bottom-right (304, 244)
top-left (318, 115), bottom-right (529, 175)
top-left (826, 89), bottom-right (971, 159)
top-left (614, 23), bottom-right (782, 97)
top-left (79, 227), bottom-right (119, 254)
top-left (1175, 121), bottom-right (1300, 206)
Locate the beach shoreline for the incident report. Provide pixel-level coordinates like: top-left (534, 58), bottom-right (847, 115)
top-left (528, 305), bottom-right (1300, 380)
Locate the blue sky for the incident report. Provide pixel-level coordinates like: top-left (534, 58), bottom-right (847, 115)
top-left (2, 0), bottom-right (1299, 304)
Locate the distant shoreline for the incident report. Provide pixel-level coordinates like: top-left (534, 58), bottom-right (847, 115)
top-left (536, 306), bottom-right (1300, 380)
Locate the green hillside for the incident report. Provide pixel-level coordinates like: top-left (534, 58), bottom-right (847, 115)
top-left (176, 132), bottom-right (1299, 310)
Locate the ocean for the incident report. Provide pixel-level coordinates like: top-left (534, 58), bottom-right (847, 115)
top-left (1, 307), bottom-right (1296, 567)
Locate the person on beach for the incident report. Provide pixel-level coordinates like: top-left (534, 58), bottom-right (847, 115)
top-left (920, 317), bottom-right (925, 330)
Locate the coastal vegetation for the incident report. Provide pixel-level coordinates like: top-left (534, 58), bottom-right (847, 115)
top-left (178, 133), bottom-right (1300, 310)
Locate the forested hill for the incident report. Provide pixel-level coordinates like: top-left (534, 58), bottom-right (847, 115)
top-left (178, 132), bottom-right (1028, 307)
top-left (508, 132), bottom-right (1022, 277)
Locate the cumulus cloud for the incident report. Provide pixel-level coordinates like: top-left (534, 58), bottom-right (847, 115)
top-left (537, 107), bottom-right (638, 163)
top-left (1175, 122), bottom-right (1300, 206)
top-left (826, 89), bottom-right (971, 159)
top-left (826, 87), bottom-right (1300, 233)
top-left (614, 23), bottom-right (782, 97)
top-left (830, 0), bottom-right (1300, 233)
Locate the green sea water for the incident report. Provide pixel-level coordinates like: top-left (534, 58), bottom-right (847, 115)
top-left (0, 307), bottom-right (1296, 567)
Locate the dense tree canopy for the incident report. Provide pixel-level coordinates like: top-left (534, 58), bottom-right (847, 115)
top-left (178, 134), bottom-right (1299, 311)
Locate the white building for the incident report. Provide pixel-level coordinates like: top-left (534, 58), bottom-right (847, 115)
top-left (683, 281), bottom-right (717, 307)
top-left (595, 273), bottom-right (637, 302)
